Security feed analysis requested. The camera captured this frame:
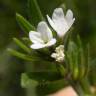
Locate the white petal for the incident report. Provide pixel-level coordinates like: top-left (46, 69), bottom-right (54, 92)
top-left (65, 9), bottom-right (75, 27)
top-left (65, 9), bottom-right (73, 22)
top-left (29, 31), bottom-right (44, 44)
top-left (51, 53), bottom-right (57, 58)
top-left (52, 8), bottom-right (65, 20)
top-left (52, 8), bottom-right (69, 37)
top-left (46, 38), bottom-right (56, 47)
top-left (37, 21), bottom-right (53, 42)
top-left (68, 18), bottom-right (75, 28)
top-left (30, 43), bottom-right (45, 49)
top-left (47, 15), bottom-right (57, 32)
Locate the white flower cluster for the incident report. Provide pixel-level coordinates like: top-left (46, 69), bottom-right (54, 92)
top-left (29, 8), bottom-right (75, 62)
top-left (51, 45), bottom-right (65, 62)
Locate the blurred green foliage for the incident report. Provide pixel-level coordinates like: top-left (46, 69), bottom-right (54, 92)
top-left (0, 0), bottom-right (96, 96)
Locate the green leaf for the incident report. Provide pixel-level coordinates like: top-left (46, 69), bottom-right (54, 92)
top-left (28, 0), bottom-right (44, 26)
top-left (16, 13), bottom-right (35, 34)
top-left (84, 44), bottom-right (90, 77)
top-left (56, 63), bottom-right (66, 77)
top-left (77, 36), bottom-right (87, 79)
top-left (36, 79), bottom-right (69, 96)
top-left (78, 48), bottom-right (86, 79)
top-left (21, 73), bottom-right (38, 88)
top-left (67, 41), bottom-right (79, 80)
top-left (7, 48), bottom-right (33, 61)
top-left (27, 71), bottom-right (62, 82)
top-left (13, 38), bottom-right (31, 53)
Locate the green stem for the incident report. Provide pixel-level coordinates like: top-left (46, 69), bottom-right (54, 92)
top-left (80, 78), bottom-right (92, 95)
top-left (74, 83), bottom-right (85, 96)
top-left (70, 77), bottom-right (93, 96)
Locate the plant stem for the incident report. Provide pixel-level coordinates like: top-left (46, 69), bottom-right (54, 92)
top-left (71, 77), bottom-right (93, 96)
top-left (80, 77), bottom-right (92, 95)
top-left (74, 83), bottom-right (85, 96)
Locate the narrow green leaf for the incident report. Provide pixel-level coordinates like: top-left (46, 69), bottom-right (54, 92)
top-left (7, 48), bottom-right (33, 61)
top-left (67, 41), bottom-right (75, 72)
top-left (78, 48), bottom-right (85, 79)
top-left (28, 0), bottom-right (44, 26)
top-left (77, 35), bottom-right (82, 47)
top-left (77, 36), bottom-right (86, 79)
top-left (85, 44), bottom-right (90, 76)
top-left (70, 42), bottom-right (78, 79)
top-left (73, 50), bottom-right (79, 80)
top-left (37, 79), bottom-right (69, 96)
top-left (13, 38), bottom-right (31, 53)
top-left (67, 41), bottom-right (79, 80)
top-left (56, 63), bottom-right (66, 77)
top-left (16, 13), bottom-right (35, 33)
top-left (27, 71), bottom-right (62, 82)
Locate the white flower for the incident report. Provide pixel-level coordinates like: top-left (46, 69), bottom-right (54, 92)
top-left (51, 45), bottom-right (65, 62)
top-left (47, 8), bottom-right (75, 37)
top-left (29, 21), bottom-right (56, 49)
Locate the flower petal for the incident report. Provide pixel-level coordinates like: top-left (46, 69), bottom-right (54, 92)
top-left (47, 15), bottom-right (57, 32)
top-left (52, 8), bottom-right (65, 20)
top-left (51, 8), bottom-right (69, 37)
top-left (65, 9), bottom-right (75, 27)
top-left (51, 53), bottom-right (57, 58)
top-left (46, 38), bottom-right (56, 47)
top-left (68, 18), bottom-right (75, 28)
top-left (37, 21), bottom-right (53, 42)
top-left (66, 9), bottom-right (73, 22)
top-left (30, 43), bottom-right (45, 49)
top-left (30, 38), bottom-right (56, 49)
top-left (29, 31), bottom-right (44, 44)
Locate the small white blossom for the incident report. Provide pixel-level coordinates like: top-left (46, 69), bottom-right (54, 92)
top-left (47, 8), bottom-right (75, 37)
top-left (51, 45), bottom-right (65, 62)
top-left (29, 21), bottom-right (56, 49)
